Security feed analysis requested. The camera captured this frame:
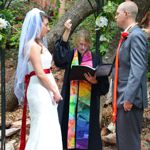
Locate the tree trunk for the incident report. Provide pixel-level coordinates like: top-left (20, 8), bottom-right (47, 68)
top-left (47, 0), bottom-right (98, 52)
top-left (5, 73), bottom-right (18, 111)
top-left (5, 0), bottom-right (150, 111)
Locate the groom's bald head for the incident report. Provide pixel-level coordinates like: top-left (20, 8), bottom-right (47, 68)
top-left (118, 1), bottom-right (138, 20)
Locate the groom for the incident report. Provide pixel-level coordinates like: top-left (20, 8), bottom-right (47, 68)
top-left (113, 1), bottom-right (148, 150)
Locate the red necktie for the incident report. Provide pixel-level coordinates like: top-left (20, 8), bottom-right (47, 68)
top-left (112, 32), bottom-right (129, 123)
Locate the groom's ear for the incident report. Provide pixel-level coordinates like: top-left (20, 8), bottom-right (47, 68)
top-left (124, 10), bottom-right (131, 18)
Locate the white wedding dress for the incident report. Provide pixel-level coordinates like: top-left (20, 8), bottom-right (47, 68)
top-left (25, 48), bottom-right (63, 150)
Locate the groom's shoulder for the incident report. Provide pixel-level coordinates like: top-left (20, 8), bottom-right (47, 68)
top-left (130, 26), bottom-right (147, 39)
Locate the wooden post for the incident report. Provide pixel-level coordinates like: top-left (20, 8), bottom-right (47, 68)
top-left (0, 1), bottom-right (6, 149)
top-left (0, 46), bottom-right (6, 150)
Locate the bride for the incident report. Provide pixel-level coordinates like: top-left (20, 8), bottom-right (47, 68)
top-left (14, 8), bottom-right (63, 150)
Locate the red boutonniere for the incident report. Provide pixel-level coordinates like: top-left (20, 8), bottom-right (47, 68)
top-left (121, 32), bottom-right (129, 39)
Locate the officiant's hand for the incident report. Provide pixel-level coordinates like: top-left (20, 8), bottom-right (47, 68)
top-left (64, 19), bottom-right (72, 31)
top-left (84, 72), bottom-right (98, 84)
top-left (63, 19), bottom-right (72, 42)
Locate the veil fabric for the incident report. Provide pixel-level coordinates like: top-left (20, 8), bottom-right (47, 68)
top-left (14, 8), bottom-right (46, 104)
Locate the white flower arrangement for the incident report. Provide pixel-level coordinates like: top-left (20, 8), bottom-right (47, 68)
top-left (0, 17), bottom-right (11, 47)
top-left (96, 16), bottom-right (108, 28)
top-left (95, 1), bottom-right (118, 55)
top-left (0, 18), bottom-right (8, 30)
top-left (0, 10), bottom-right (21, 48)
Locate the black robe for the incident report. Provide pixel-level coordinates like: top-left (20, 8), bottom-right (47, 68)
top-left (53, 38), bottom-right (109, 150)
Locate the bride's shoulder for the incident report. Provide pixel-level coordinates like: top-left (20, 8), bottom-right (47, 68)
top-left (30, 41), bottom-right (41, 53)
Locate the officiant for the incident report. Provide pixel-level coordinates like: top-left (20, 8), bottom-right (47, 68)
top-left (53, 19), bottom-right (109, 150)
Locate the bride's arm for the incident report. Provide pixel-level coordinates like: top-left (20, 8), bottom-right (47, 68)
top-left (29, 42), bottom-right (62, 102)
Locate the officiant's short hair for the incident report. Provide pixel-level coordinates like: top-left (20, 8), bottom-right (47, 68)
top-left (73, 29), bottom-right (92, 48)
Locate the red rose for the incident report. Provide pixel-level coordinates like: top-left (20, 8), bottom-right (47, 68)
top-left (121, 32), bottom-right (129, 38)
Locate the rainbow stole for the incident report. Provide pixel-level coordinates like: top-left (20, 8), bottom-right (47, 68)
top-left (67, 49), bottom-right (93, 149)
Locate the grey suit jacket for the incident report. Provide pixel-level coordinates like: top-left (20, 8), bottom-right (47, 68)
top-left (112, 25), bottom-right (148, 109)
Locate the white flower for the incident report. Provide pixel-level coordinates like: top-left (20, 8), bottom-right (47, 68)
top-left (0, 18), bottom-right (8, 30)
top-left (96, 16), bottom-right (108, 28)
top-left (99, 35), bottom-right (108, 42)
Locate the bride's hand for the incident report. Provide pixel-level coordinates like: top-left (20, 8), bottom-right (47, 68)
top-left (53, 91), bottom-right (63, 103)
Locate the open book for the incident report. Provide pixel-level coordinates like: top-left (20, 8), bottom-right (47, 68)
top-left (69, 65), bottom-right (96, 81)
top-left (69, 64), bottom-right (112, 81)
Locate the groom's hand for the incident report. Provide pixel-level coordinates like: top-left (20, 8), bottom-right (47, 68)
top-left (123, 100), bottom-right (133, 111)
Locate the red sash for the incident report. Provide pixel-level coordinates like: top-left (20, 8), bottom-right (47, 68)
top-left (19, 69), bottom-right (51, 150)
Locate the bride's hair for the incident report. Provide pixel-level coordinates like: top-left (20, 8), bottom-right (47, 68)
top-left (14, 8), bottom-right (49, 104)
top-left (35, 12), bottom-right (49, 53)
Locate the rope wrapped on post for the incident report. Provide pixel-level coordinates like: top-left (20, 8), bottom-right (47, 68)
top-left (0, 47), bottom-right (6, 150)
top-left (87, 0), bottom-right (104, 57)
